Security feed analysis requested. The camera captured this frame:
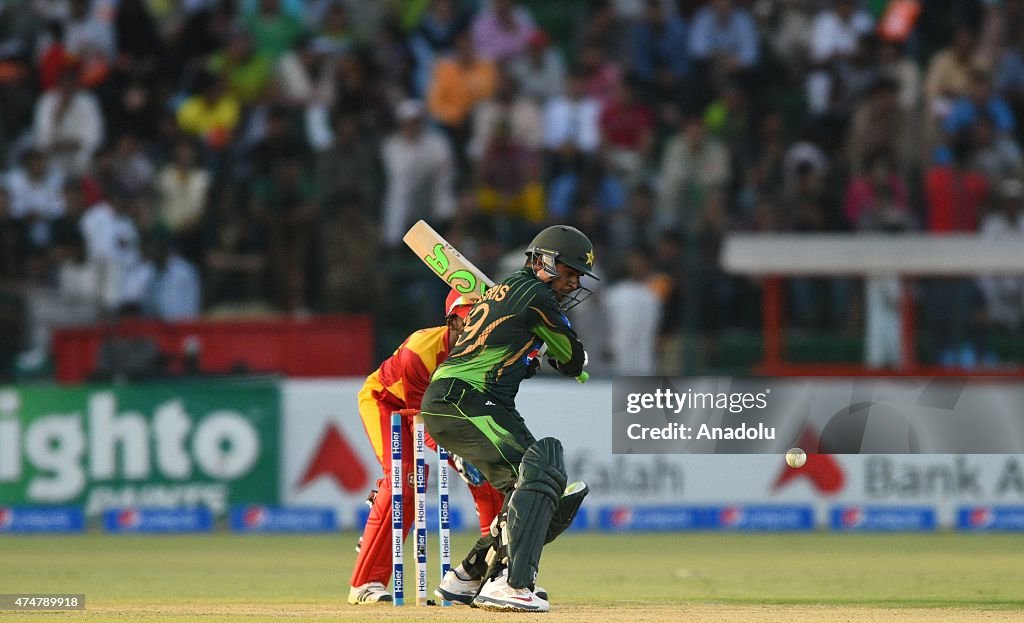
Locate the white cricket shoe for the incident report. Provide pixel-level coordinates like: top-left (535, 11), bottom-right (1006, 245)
top-left (347, 582), bottom-right (393, 605)
top-left (434, 569), bottom-right (481, 606)
top-left (472, 571), bottom-right (550, 612)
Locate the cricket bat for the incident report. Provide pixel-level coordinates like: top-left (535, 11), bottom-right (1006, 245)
top-left (402, 220), bottom-right (493, 301)
top-left (402, 220), bottom-right (589, 383)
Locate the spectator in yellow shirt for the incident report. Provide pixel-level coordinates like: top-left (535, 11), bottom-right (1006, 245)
top-left (176, 71), bottom-right (241, 150)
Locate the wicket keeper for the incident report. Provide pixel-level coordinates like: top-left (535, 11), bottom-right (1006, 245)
top-left (348, 290), bottom-right (506, 604)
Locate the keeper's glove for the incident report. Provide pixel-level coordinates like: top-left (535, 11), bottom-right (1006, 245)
top-left (452, 454), bottom-right (485, 486)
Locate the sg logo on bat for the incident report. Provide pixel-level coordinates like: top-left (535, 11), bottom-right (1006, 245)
top-left (424, 244), bottom-right (487, 299)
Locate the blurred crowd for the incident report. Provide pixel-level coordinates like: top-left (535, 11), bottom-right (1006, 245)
top-left (0, 0), bottom-right (1023, 378)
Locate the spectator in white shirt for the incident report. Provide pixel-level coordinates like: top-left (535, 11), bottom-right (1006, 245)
top-left (156, 137), bottom-right (210, 262)
top-left (861, 209), bottom-right (912, 370)
top-left (657, 113), bottom-right (731, 228)
top-left (509, 30), bottom-right (565, 104)
top-left (144, 239), bottom-right (202, 320)
top-left (542, 69), bottom-right (601, 155)
top-left (806, 0), bottom-right (874, 115)
top-left (64, 0), bottom-right (116, 61)
top-left (603, 248), bottom-right (662, 375)
top-left (33, 64), bottom-right (105, 177)
top-left (55, 233), bottom-right (118, 312)
top-left (80, 196), bottom-right (126, 264)
top-left (79, 190), bottom-right (143, 313)
top-left (274, 34), bottom-right (334, 108)
top-left (278, 36), bottom-right (336, 150)
top-left (5, 148), bottom-right (65, 248)
top-left (380, 100), bottom-right (456, 247)
top-left (468, 70), bottom-right (543, 160)
top-left (18, 232), bottom-right (116, 371)
top-left (977, 179), bottom-right (1024, 330)
top-left (688, 0), bottom-right (760, 88)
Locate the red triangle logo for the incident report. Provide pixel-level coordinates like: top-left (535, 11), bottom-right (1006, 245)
top-left (296, 423), bottom-right (370, 492)
top-left (773, 426), bottom-right (845, 494)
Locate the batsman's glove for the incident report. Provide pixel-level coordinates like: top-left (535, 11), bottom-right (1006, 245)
top-left (452, 454), bottom-right (485, 486)
top-left (524, 342), bottom-right (546, 379)
top-left (547, 350), bottom-right (587, 375)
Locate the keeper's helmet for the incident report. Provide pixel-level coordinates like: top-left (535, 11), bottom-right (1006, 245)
top-left (524, 225), bottom-right (599, 310)
top-left (445, 290), bottom-right (474, 320)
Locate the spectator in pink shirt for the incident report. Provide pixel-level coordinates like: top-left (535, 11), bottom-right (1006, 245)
top-left (843, 150), bottom-right (910, 229)
top-left (471, 0), bottom-right (536, 62)
top-left (579, 44), bottom-right (622, 105)
top-left (599, 78), bottom-right (654, 186)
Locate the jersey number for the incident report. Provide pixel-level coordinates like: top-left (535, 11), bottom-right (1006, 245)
top-left (455, 304), bottom-right (490, 347)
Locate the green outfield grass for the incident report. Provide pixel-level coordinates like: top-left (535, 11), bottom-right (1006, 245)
top-left (1, 532), bottom-right (1022, 622)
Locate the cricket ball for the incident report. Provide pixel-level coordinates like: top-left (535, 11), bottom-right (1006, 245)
top-left (785, 447), bottom-right (806, 469)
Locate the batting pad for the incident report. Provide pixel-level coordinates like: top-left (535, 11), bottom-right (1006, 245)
top-left (506, 438), bottom-right (567, 588)
top-left (546, 481), bottom-right (589, 544)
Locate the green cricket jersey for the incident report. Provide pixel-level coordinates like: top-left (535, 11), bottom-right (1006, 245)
top-left (432, 268), bottom-right (586, 408)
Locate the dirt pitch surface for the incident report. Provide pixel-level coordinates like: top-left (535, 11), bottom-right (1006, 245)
top-left (74, 603), bottom-right (1024, 623)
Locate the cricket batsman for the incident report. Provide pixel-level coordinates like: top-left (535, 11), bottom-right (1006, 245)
top-left (348, 290), bottom-right (506, 605)
top-left (421, 225), bottom-right (596, 612)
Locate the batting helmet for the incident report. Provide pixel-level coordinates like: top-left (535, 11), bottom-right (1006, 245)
top-left (524, 225), bottom-right (599, 280)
